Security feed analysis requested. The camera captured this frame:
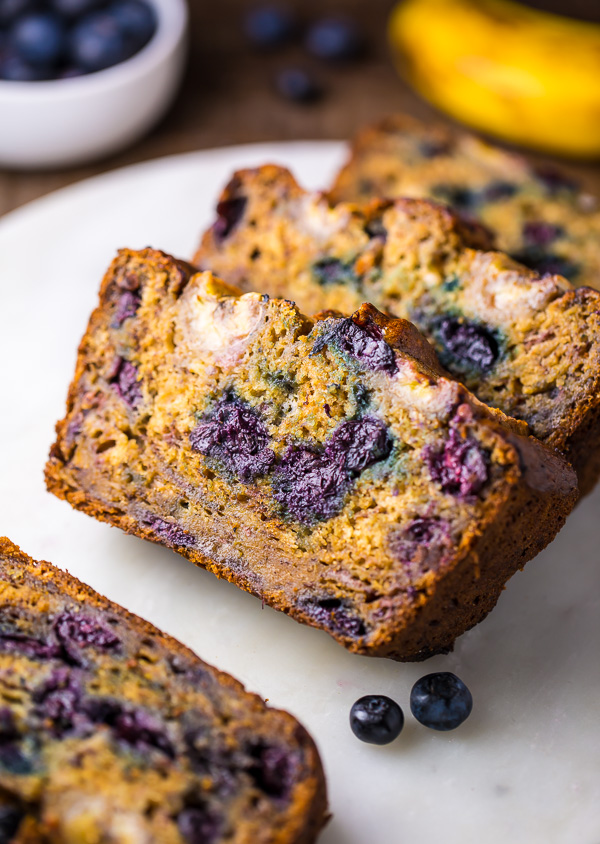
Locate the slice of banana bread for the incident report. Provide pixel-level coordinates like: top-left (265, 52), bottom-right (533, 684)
top-left (46, 248), bottom-right (577, 661)
top-left (0, 537), bottom-right (327, 843)
top-left (329, 113), bottom-right (600, 289)
top-left (194, 165), bottom-right (600, 495)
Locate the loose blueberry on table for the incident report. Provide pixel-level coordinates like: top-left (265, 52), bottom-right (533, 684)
top-left (305, 16), bottom-right (364, 61)
top-left (350, 695), bottom-right (404, 745)
top-left (410, 672), bottom-right (473, 731)
top-left (0, 0), bottom-right (156, 81)
top-left (244, 5), bottom-right (297, 49)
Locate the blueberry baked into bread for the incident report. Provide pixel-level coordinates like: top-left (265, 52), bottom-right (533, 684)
top-left (46, 249), bottom-right (577, 661)
top-left (329, 113), bottom-right (600, 289)
top-left (0, 537), bottom-right (327, 843)
top-left (194, 165), bottom-right (600, 494)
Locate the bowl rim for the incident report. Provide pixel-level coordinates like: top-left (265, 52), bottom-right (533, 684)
top-left (0, 0), bottom-right (188, 100)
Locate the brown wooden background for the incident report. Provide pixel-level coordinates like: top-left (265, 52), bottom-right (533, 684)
top-left (1, 0), bottom-right (599, 217)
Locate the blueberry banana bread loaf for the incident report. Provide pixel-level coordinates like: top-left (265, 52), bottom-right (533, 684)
top-left (0, 537), bottom-right (327, 843)
top-left (329, 113), bottom-right (600, 289)
top-left (46, 248), bottom-right (577, 661)
top-left (194, 166), bottom-right (600, 495)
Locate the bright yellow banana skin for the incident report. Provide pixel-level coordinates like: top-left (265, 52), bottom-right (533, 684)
top-left (389, 0), bottom-right (600, 157)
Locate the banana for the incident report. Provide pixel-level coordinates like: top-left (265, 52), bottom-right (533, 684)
top-left (389, 0), bottom-right (600, 157)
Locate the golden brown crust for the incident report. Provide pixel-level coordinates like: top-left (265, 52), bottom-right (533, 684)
top-left (0, 537), bottom-right (328, 844)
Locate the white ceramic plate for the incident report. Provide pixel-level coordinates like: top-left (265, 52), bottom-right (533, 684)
top-left (1, 142), bottom-right (599, 844)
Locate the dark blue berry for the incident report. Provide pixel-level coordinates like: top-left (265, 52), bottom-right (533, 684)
top-left (109, 0), bottom-right (156, 52)
top-left (534, 165), bottom-right (579, 195)
top-left (522, 221), bottom-right (563, 247)
top-left (424, 428), bottom-right (488, 499)
top-left (275, 67), bottom-right (322, 103)
top-left (244, 5), bottom-right (296, 49)
top-left (301, 597), bottom-right (365, 638)
top-left (0, 50), bottom-right (53, 80)
top-left (328, 416), bottom-right (392, 472)
top-left (0, 0), bottom-right (36, 27)
top-left (178, 805), bottom-right (222, 844)
top-left (350, 695), bottom-right (404, 745)
top-left (189, 394), bottom-right (275, 483)
top-left (410, 672), bottom-right (473, 731)
top-left (69, 11), bottom-right (132, 72)
top-left (305, 16), bottom-right (364, 61)
top-left (54, 611), bottom-right (120, 665)
top-left (313, 315), bottom-right (398, 375)
top-left (431, 184), bottom-right (479, 211)
top-left (247, 742), bottom-right (296, 798)
top-left (434, 315), bottom-right (499, 373)
top-left (273, 417), bottom-right (391, 524)
top-left (312, 257), bottom-right (357, 287)
top-left (213, 196), bottom-right (247, 241)
top-left (11, 12), bottom-right (66, 67)
top-left (112, 289), bottom-right (141, 326)
top-left (140, 514), bottom-right (196, 549)
top-left (481, 180), bottom-right (518, 202)
top-left (110, 358), bottom-right (142, 406)
top-left (49, 0), bottom-right (104, 17)
top-left (272, 444), bottom-right (350, 524)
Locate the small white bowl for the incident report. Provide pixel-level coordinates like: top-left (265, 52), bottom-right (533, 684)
top-left (0, 0), bottom-right (188, 170)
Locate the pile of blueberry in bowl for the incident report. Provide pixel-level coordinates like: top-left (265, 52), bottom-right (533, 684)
top-left (0, 0), bottom-right (158, 81)
top-left (0, 0), bottom-right (187, 168)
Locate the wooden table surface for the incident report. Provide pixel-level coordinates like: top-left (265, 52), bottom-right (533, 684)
top-left (1, 0), bottom-right (599, 217)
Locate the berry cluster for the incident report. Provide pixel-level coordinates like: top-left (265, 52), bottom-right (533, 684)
top-left (350, 672), bottom-right (473, 745)
top-left (0, 0), bottom-right (156, 81)
top-left (243, 4), bottom-right (365, 103)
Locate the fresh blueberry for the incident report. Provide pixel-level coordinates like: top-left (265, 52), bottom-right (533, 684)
top-left (11, 12), bottom-right (66, 68)
top-left (69, 11), bottom-right (132, 72)
top-left (0, 50), bottom-right (53, 80)
top-left (244, 5), bottom-right (296, 49)
top-left (0, 0), bottom-right (36, 27)
top-left (275, 67), bottom-right (322, 103)
top-left (305, 16), bottom-right (364, 61)
top-left (350, 695), bottom-right (404, 745)
top-left (49, 0), bottom-right (105, 16)
top-left (410, 672), bottom-right (473, 731)
top-left (109, 0), bottom-right (156, 52)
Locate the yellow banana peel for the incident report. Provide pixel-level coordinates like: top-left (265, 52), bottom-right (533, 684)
top-left (389, 0), bottom-right (600, 157)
